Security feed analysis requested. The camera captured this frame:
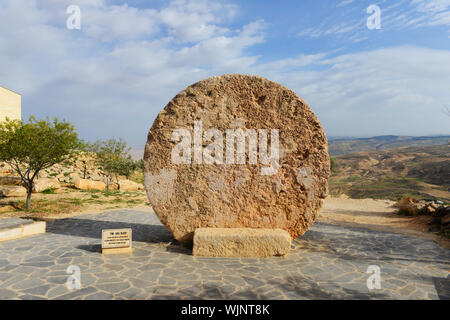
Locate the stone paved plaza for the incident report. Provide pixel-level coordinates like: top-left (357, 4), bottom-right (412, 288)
top-left (0, 210), bottom-right (449, 300)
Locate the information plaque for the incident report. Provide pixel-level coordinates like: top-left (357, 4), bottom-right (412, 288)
top-left (101, 228), bottom-right (132, 254)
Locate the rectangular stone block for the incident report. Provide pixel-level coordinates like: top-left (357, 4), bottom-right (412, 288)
top-left (22, 221), bottom-right (46, 237)
top-left (102, 247), bottom-right (133, 255)
top-left (193, 228), bottom-right (291, 258)
top-left (0, 227), bottom-right (22, 241)
top-left (0, 220), bottom-right (46, 242)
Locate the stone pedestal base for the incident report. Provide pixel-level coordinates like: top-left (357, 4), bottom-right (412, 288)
top-left (193, 228), bottom-right (291, 258)
top-left (102, 247), bottom-right (133, 255)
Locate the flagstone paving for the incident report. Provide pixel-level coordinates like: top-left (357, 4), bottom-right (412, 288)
top-left (0, 210), bottom-right (448, 300)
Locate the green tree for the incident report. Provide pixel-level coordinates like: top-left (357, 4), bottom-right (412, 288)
top-left (115, 155), bottom-right (138, 180)
top-left (90, 138), bottom-right (131, 190)
top-left (0, 116), bottom-right (82, 210)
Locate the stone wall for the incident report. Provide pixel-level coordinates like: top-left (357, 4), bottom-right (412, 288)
top-left (0, 87), bottom-right (21, 122)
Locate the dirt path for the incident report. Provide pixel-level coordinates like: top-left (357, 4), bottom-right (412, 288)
top-left (319, 196), bottom-right (450, 249)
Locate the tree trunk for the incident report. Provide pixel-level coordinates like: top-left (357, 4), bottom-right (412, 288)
top-left (83, 163), bottom-right (87, 179)
top-left (26, 189), bottom-right (32, 211)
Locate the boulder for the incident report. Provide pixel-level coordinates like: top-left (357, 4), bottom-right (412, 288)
top-left (69, 173), bottom-right (80, 182)
top-left (434, 206), bottom-right (450, 218)
top-left (395, 198), bottom-right (425, 216)
top-left (73, 177), bottom-right (89, 190)
top-left (0, 185), bottom-right (27, 197)
top-left (108, 183), bottom-right (119, 191)
top-left (89, 180), bottom-right (106, 191)
top-left (143, 74), bottom-right (330, 242)
top-left (39, 171), bottom-right (49, 178)
top-left (442, 213), bottom-right (450, 227)
top-left (395, 197), bottom-right (416, 207)
top-left (425, 205), bottom-right (436, 214)
top-left (73, 177), bottom-right (106, 191)
top-left (33, 178), bottom-right (61, 193)
top-left (193, 228), bottom-right (291, 257)
top-left (118, 179), bottom-right (143, 191)
top-left (398, 204), bottom-right (418, 216)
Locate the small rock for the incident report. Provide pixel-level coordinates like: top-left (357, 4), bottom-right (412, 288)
top-left (398, 204), bottom-right (418, 216)
top-left (427, 206), bottom-right (436, 214)
top-left (108, 183), bottom-right (119, 191)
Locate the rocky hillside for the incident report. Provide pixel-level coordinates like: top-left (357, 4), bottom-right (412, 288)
top-left (0, 153), bottom-right (144, 186)
top-left (329, 144), bottom-right (450, 202)
top-left (329, 135), bottom-right (449, 156)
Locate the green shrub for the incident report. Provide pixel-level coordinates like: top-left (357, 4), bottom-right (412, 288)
top-left (42, 188), bottom-right (56, 194)
top-left (330, 157), bottom-right (336, 173)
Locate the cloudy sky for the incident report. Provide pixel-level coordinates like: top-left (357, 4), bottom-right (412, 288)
top-left (0, 0), bottom-right (449, 147)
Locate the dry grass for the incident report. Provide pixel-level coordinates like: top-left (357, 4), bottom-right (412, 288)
top-left (329, 145), bottom-right (450, 202)
top-left (10, 198), bottom-right (84, 215)
top-left (0, 187), bottom-right (150, 218)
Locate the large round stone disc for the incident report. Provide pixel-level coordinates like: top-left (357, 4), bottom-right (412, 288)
top-left (144, 74), bottom-right (330, 242)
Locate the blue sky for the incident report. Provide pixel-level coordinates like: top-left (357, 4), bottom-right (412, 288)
top-left (0, 0), bottom-right (449, 147)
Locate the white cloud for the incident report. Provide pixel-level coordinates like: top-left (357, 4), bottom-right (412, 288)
top-left (299, 22), bottom-right (358, 38)
top-left (300, 0), bottom-right (450, 40)
top-left (383, 0), bottom-right (450, 29)
top-left (337, 0), bottom-right (356, 7)
top-left (412, 0), bottom-right (450, 13)
top-left (0, 0), bottom-right (448, 146)
top-left (252, 46), bottom-right (450, 137)
top-left (0, 0), bottom-right (265, 145)
top-left (81, 4), bottom-right (159, 42)
top-left (159, 0), bottom-right (237, 42)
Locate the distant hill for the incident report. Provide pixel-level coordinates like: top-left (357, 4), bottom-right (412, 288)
top-left (132, 135), bottom-right (450, 201)
top-left (329, 144), bottom-right (450, 202)
top-left (329, 135), bottom-right (450, 156)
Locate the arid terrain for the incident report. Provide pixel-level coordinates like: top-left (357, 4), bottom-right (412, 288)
top-left (2, 189), bottom-right (448, 249)
top-left (0, 187), bottom-right (150, 219)
top-left (319, 196), bottom-right (449, 249)
top-left (329, 135), bottom-right (450, 156)
top-left (1, 137), bottom-right (449, 249)
top-left (329, 144), bottom-right (450, 202)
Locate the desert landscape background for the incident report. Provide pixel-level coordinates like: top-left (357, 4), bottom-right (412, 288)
top-left (1, 134), bottom-right (448, 247)
top-left (329, 136), bottom-right (450, 202)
